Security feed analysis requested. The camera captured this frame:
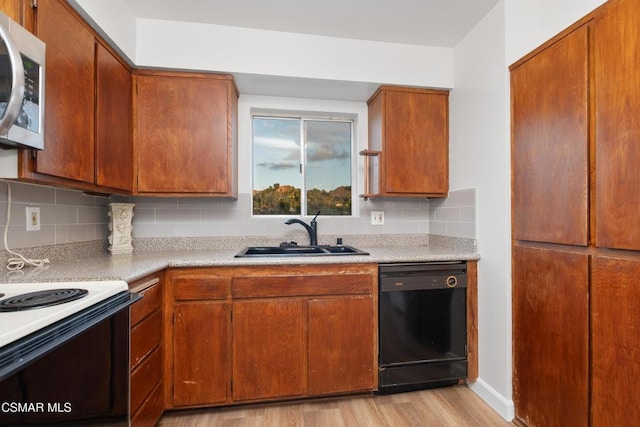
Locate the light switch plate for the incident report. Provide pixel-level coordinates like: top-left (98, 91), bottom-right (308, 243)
top-left (371, 211), bottom-right (384, 225)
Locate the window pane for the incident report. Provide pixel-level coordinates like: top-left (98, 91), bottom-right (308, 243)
top-left (305, 120), bottom-right (352, 215)
top-left (252, 117), bottom-right (301, 215)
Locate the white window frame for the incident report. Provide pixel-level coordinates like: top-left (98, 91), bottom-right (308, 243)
top-left (250, 109), bottom-right (357, 218)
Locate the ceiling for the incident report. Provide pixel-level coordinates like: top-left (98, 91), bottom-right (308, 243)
top-left (123, 0), bottom-right (499, 48)
top-left (121, 0), bottom-right (500, 100)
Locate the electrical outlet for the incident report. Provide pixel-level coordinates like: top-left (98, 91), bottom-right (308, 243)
top-left (26, 207), bottom-right (41, 231)
top-left (371, 211), bottom-right (385, 225)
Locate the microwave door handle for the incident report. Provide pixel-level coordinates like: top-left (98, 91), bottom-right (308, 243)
top-left (0, 25), bottom-right (24, 135)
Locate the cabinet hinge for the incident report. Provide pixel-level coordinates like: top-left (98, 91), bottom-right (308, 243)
top-left (30, 0), bottom-right (37, 8)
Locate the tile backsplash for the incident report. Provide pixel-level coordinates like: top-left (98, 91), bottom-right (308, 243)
top-left (429, 188), bottom-right (477, 239)
top-left (0, 181), bottom-right (476, 250)
top-left (116, 193), bottom-right (431, 242)
top-left (0, 181), bottom-right (110, 250)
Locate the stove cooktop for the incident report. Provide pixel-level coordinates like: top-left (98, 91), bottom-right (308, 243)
top-left (0, 281), bottom-right (128, 348)
top-left (0, 288), bottom-right (89, 312)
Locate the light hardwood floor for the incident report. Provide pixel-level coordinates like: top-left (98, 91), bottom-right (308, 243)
top-left (158, 385), bottom-right (513, 426)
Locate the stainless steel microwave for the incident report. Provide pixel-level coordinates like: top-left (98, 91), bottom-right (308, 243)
top-left (0, 11), bottom-right (45, 150)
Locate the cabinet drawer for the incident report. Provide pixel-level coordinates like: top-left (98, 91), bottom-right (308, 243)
top-left (131, 382), bottom-right (163, 427)
top-left (131, 310), bottom-right (162, 369)
top-left (232, 274), bottom-right (373, 298)
top-left (174, 276), bottom-right (229, 300)
top-left (131, 281), bottom-right (161, 326)
top-left (131, 348), bottom-right (162, 414)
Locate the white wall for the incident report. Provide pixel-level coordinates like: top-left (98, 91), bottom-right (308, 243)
top-left (505, 0), bottom-right (607, 64)
top-left (135, 19), bottom-right (454, 89)
top-left (450, 2), bottom-right (512, 420)
top-left (71, 0), bottom-right (137, 61)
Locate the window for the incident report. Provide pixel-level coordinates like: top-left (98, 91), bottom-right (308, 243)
top-left (252, 114), bottom-right (353, 216)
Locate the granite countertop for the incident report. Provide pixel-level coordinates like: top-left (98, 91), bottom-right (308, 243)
top-left (0, 234), bottom-right (480, 284)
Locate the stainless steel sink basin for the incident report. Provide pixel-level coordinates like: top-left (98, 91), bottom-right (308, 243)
top-left (235, 245), bottom-right (369, 257)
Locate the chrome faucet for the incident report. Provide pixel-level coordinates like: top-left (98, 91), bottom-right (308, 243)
top-left (285, 211), bottom-right (320, 246)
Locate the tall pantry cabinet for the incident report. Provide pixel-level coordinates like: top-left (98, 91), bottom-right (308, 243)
top-left (511, 23), bottom-right (590, 427)
top-left (511, 0), bottom-right (640, 426)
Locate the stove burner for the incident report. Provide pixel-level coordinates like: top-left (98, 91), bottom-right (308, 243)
top-left (0, 288), bottom-right (88, 312)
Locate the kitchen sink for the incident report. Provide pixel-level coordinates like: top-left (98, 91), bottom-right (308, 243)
top-left (235, 245), bottom-right (369, 257)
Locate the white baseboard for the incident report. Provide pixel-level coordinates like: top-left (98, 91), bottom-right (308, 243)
top-left (468, 378), bottom-right (515, 422)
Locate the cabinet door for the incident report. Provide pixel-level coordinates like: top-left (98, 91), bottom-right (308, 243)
top-left (232, 299), bottom-right (304, 401)
top-left (96, 43), bottom-right (132, 191)
top-left (173, 301), bottom-right (228, 406)
top-left (34, 0), bottom-right (95, 183)
top-left (0, 0), bottom-right (27, 24)
top-left (594, 0), bottom-right (640, 250)
top-left (511, 25), bottom-right (589, 246)
top-left (592, 255), bottom-right (640, 426)
top-left (512, 245), bottom-right (588, 427)
top-left (308, 296), bottom-right (374, 395)
top-left (135, 73), bottom-right (232, 194)
top-left (382, 89), bottom-right (448, 196)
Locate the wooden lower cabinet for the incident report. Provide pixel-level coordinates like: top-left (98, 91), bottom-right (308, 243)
top-left (173, 301), bottom-right (229, 406)
top-left (168, 269), bottom-right (230, 408)
top-left (129, 274), bottom-right (164, 427)
top-left (166, 264), bottom-right (377, 409)
top-left (512, 244), bottom-right (589, 427)
top-left (591, 255), bottom-right (640, 426)
top-left (308, 295), bottom-right (374, 395)
top-left (232, 299), bottom-right (305, 401)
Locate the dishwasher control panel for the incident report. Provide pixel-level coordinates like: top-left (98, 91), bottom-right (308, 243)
top-left (379, 262), bottom-right (467, 291)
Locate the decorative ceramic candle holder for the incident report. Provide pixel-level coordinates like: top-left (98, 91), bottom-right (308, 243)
top-left (108, 203), bottom-right (134, 255)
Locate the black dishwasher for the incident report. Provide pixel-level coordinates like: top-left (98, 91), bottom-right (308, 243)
top-left (378, 262), bottom-right (467, 394)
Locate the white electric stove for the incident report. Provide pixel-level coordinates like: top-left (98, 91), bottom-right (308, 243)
top-left (0, 280), bottom-right (128, 348)
top-left (0, 280), bottom-right (134, 425)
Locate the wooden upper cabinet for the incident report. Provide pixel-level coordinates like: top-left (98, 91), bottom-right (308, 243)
top-left (134, 71), bottom-right (238, 196)
top-left (511, 24), bottom-right (589, 246)
top-left (594, 0), bottom-right (640, 250)
top-left (96, 43), bottom-right (132, 192)
top-left (33, 0), bottom-right (95, 183)
top-left (366, 86), bottom-right (449, 198)
top-left (0, 0), bottom-right (32, 28)
top-left (9, 0), bottom-right (132, 194)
